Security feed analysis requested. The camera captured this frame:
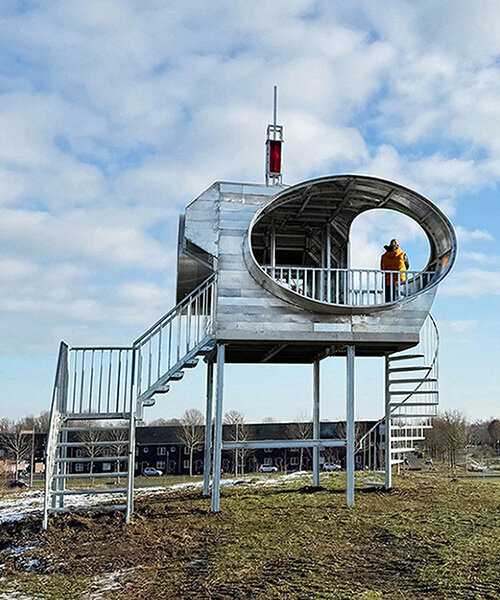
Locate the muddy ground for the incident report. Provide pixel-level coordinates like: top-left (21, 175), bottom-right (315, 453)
top-left (1, 473), bottom-right (499, 600)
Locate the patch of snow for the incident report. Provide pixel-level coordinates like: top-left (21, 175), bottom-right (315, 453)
top-left (0, 471), bottom-right (319, 524)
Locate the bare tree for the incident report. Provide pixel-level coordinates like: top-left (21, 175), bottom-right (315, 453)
top-left (487, 419), bottom-right (500, 453)
top-left (76, 424), bottom-right (104, 486)
top-left (425, 410), bottom-right (468, 470)
top-left (224, 411), bottom-right (251, 477)
top-left (105, 427), bottom-right (129, 483)
top-left (262, 416), bottom-right (277, 423)
top-left (0, 421), bottom-right (32, 480)
top-left (148, 418), bottom-right (181, 426)
top-left (178, 409), bottom-right (204, 477)
top-left (287, 413), bottom-right (313, 471)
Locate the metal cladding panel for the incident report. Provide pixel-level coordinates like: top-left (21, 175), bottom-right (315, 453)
top-left (177, 179), bottom-right (451, 360)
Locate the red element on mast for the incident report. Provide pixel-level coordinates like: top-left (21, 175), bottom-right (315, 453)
top-left (269, 140), bottom-right (282, 174)
top-left (265, 85), bottom-right (283, 185)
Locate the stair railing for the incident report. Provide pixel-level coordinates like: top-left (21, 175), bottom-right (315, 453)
top-left (134, 273), bottom-right (217, 401)
top-left (42, 341), bottom-right (69, 528)
top-left (66, 347), bottom-right (134, 417)
top-left (355, 314), bottom-right (439, 470)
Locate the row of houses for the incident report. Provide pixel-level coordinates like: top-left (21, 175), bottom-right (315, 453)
top-left (0, 421), bottom-right (383, 477)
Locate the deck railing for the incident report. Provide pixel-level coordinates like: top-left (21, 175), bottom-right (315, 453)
top-left (261, 266), bottom-right (436, 306)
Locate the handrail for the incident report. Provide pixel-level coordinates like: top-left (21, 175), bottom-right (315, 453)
top-left (261, 266), bottom-right (436, 307)
top-left (134, 274), bottom-right (217, 399)
top-left (135, 273), bottom-right (216, 346)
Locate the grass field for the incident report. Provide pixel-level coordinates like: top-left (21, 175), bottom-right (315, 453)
top-left (1, 472), bottom-right (499, 600)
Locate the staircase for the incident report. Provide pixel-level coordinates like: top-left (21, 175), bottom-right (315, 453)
top-left (356, 314), bottom-right (439, 488)
top-left (43, 274), bottom-right (217, 528)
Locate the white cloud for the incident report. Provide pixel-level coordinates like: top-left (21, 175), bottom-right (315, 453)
top-left (455, 226), bottom-right (494, 244)
top-left (441, 269), bottom-right (500, 297)
top-left (439, 320), bottom-right (477, 335)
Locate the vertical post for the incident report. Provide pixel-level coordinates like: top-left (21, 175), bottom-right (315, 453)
top-left (270, 221), bottom-right (276, 277)
top-left (384, 354), bottom-right (392, 490)
top-left (346, 345), bottom-right (355, 506)
top-left (211, 344), bottom-right (225, 512)
top-left (326, 225), bottom-right (332, 303)
top-left (30, 428), bottom-right (35, 488)
top-left (203, 360), bottom-right (214, 496)
top-left (126, 348), bottom-right (137, 524)
top-left (273, 84), bottom-right (277, 127)
top-left (312, 359), bottom-right (320, 487)
top-left (58, 349), bottom-right (69, 508)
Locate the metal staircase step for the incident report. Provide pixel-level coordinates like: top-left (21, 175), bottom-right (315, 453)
top-left (54, 456), bottom-right (128, 463)
top-left (390, 401), bottom-right (439, 408)
top-left (50, 488), bottom-right (127, 496)
top-left (390, 413), bottom-right (436, 418)
top-left (389, 390), bottom-right (438, 395)
top-left (60, 425), bottom-right (129, 432)
top-left (152, 385), bottom-right (170, 394)
top-left (388, 366), bottom-right (432, 373)
top-left (389, 354), bottom-right (425, 362)
top-left (169, 371), bottom-right (184, 381)
top-left (142, 398), bottom-right (156, 407)
top-left (183, 358), bottom-right (199, 368)
top-left (198, 344), bottom-right (216, 355)
top-left (57, 440), bottom-right (129, 448)
top-left (48, 504), bottom-right (126, 514)
top-left (390, 447), bottom-right (415, 453)
top-left (52, 472), bottom-right (128, 479)
top-left (64, 412), bottom-right (130, 421)
top-left (389, 378), bottom-right (437, 384)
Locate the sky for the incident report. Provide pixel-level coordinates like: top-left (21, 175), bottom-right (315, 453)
top-left (0, 1), bottom-right (498, 424)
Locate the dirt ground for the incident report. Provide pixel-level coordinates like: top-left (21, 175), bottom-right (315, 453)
top-left (1, 473), bottom-right (499, 600)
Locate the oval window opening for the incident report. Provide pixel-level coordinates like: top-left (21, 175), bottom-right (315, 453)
top-left (247, 176), bottom-right (456, 311)
top-left (349, 209), bottom-right (430, 273)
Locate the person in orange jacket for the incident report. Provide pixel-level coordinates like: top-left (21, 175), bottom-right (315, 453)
top-left (381, 239), bottom-right (409, 302)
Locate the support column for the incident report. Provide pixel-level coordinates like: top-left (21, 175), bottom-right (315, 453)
top-left (211, 344), bottom-right (225, 512)
top-left (346, 345), bottom-right (355, 506)
top-left (203, 360), bottom-right (214, 496)
top-left (384, 355), bottom-right (392, 489)
top-left (312, 359), bottom-right (320, 487)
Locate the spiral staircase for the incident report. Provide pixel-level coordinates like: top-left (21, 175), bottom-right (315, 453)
top-left (355, 314), bottom-right (439, 487)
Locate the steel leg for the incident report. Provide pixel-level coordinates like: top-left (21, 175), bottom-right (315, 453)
top-left (211, 345), bottom-right (225, 512)
top-left (346, 345), bottom-right (355, 506)
top-left (203, 360), bottom-right (214, 496)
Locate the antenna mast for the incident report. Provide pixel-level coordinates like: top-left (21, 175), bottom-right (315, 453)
top-left (265, 85), bottom-right (284, 186)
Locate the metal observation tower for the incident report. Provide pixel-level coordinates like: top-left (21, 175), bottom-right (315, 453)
top-left (42, 95), bottom-right (457, 528)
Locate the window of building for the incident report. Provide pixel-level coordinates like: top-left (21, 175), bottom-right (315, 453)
top-left (183, 460), bottom-right (190, 469)
top-left (290, 457), bottom-right (299, 466)
top-left (102, 462), bottom-right (111, 471)
top-left (75, 463), bottom-right (84, 472)
top-left (264, 448), bottom-right (272, 453)
top-left (143, 447), bottom-right (149, 454)
top-left (263, 457), bottom-right (273, 466)
top-left (290, 448), bottom-right (299, 452)
top-left (75, 449), bottom-right (84, 458)
top-left (170, 446), bottom-right (176, 452)
top-left (158, 447), bottom-right (166, 456)
top-left (135, 447), bottom-right (139, 456)
top-left (135, 462), bottom-right (138, 470)
top-left (184, 447), bottom-right (189, 455)
top-left (157, 461), bottom-right (166, 469)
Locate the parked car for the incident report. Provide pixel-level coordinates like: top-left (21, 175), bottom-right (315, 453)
top-left (259, 465), bottom-right (278, 473)
top-left (322, 463), bottom-right (341, 472)
top-left (143, 467), bottom-right (163, 476)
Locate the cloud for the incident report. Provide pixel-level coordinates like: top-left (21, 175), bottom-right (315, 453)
top-left (455, 226), bottom-right (494, 244)
top-left (440, 269), bottom-right (500, 297)
top-left (439, 320), bottom-right (477, 335)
